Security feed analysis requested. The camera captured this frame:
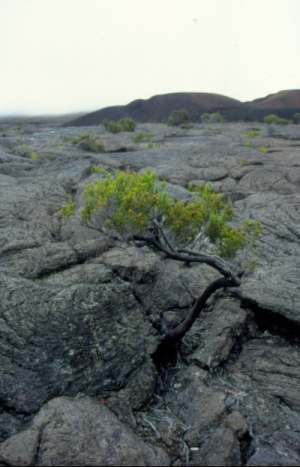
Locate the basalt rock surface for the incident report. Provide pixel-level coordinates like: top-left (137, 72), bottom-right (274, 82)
top-left (0, 118), bottom-right (300, 465)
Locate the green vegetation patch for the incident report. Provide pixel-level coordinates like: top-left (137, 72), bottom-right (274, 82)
top-left (245, 131), bottom-right (261, 138)
top-left (168, 109), bottom-right (189, 126)
top-left (259, 146), bottom-right (268, 154)
top-left (263, 115), bottom-right (289, 125)
top-left (103, 117), bottom-right (136, 133)
top-left (91, 166), bottom-right (109, 175)
top-left (134, 132), bottom-right (154, 143)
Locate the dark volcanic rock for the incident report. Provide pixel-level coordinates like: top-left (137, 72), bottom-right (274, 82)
top-left (2, 117), bottom-right (300, 464)
top-left (0, 396), bottom-right (170, 466)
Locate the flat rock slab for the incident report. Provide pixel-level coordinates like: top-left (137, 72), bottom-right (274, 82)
top-left (0, 396), bottom-right (170, 466)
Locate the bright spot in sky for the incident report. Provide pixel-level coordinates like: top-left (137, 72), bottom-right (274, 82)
top-left (1, 0), bottom-right (299, 115)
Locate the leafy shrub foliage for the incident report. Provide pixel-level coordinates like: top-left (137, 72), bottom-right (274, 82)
top-left (201, 112), bottom-right (226, 123)
top-left (72, 134), bottom-right (105, 153)
top-left (168, 110), bottom-right (189, 126)
top-left (263, 115), bottom-right (289, 125)
top-left (134, 133), bottom-right (153, 143)
top-left (245, 141), bottom-right (252, 148)
top-left (91, 166), bottom-right (109, 174)
top-left (245, 131), bottom-right (260, 138)
top-left (62, 169), bottom-right (262, 342)
top-left (293, 113), bottom-right (300, 124)
top-left (259, 146), bottom-right (268, 154)
top-left (103, 117), bottom-right (136, 133)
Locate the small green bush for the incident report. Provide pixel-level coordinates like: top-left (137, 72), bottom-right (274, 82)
top-left (63, 136), bottom-right (71, 142)
top-left (118, 117), bottom-right (136, 132)
top-left (12, 145), bottom-right (30, 152)
top-left (245, 141), bottom-right (252, 148)
top-left (0, 132), bottom-right (7, 137)
top-left (134, 133), bottom-right (153, 143)
top-left (72, 134), bottom-right (90, 144)
top-left (209, 112), bottom-right (226, 123)
top-left (294, 113), bottom-right (300, 124)
top-left (17, 123), bottom-right (22, 130)
top-left (263, 114), bottom-right (289, 125)
top-left (168, 109), bottom-right (189, 126)
top-left (201, 113), bottom-right (210, 123)
top-left (91, 166), bottom-right (109, 174)
top-left (238, 120), bottom-right (244, 124)
top-left (147, 143), bottom-right (154, 149)
top-left (238, 159), bottom-right (247, 165)
top-left (30, 152), bottom-right (39, 160)
top-left (245, 131), bottom-right (260, 138)
top-left (259, 146), bottom-right (268, 154)
top-left (103, 118), bottom-right (136, 133)
top-left (72, 135), bottom-right (105, 153)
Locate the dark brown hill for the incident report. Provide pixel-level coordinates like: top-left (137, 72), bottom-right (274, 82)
top-left (250, 89), bottom-right (300, 108)
top-left (63, 90), bottom-right (300, 126)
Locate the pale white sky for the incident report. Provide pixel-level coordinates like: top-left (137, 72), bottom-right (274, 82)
top-left (1, 0), bottom-right (299, 116)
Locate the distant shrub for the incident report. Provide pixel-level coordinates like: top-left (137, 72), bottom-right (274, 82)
top-left (63, 136), bottom-right (71, 142)
top-left (91, 166), bottom-right (108, 174)
top-left (72, 134), bottom-right (105, 153)
top-left (245, 141), bottom-right (252, 148)
top-left (168, 109), bottom-right (189, 126)
top-left (12, 145), bottom-right (30, 152)
top-left (238, 120), bottom-right (244, 124)
top-left (156, 143), bottom-right (161, 148)
top-left (209, 112), bottom-right (226, 123)
top-left (30, 152), bottom-right (39, 159)
top-left (294, 113), bottom-right (300, 124)
top-left (238, 159), bottom-right (247, 165)
top-left (263, 114), bottom-right (289, 125)
top-left (201, 113), bottom-right (210, 123)
top-left (259, 146), bottom-right (268, 154)
top-left (102, 120), bottom-right (121, 134)
top-left (245, 131), bottom-right (260, 138)
top-left (118, 117), bottom-right (136, 132)
top-left (103, 117), bottom-right (136, 133)
top-left (201, 112), bottom-right (226, 123)
top-left (0, 132), bottom-right (6, 137)
top-left (72, 134), bottom-right (90, 144)
top-left (17, 123), bottom-right (22, 130)
top-left (134, 132), bottom-right (153, 143)
top-left (147, 143), bottom-right (154, 149)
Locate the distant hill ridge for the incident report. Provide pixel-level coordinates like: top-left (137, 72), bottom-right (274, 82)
top-left (64, 90), bottom-right (300, 126)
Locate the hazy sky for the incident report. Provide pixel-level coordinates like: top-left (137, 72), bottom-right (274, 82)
top-left (1, 0), bottom-right (299, 115)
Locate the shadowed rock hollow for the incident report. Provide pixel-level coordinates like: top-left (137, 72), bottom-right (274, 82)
top-left (0, 116), bottom-right (300, 465)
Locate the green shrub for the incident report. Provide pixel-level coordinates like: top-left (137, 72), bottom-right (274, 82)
top-left (91, 166), bottom-right (109, 174)
top-left (209, 112), bottom-right (226, 123)
top-left (72, 134), bottom-right (90, 144)
top-left (0, 132), bottom-right (7, 137)
top-left (201, 113), bottom-right (210, 123)
top-left (12, 145), bottom-right (31, 152)
top-left (147, 143), bottom-right (154, 149)
top-left (63, 136), bottom-right (71, 142)
top-left (263, 114), bottom-right (289, 125)
top-left (30, 152), bottom-right (39, 160)
top-left (62, 169), bottom-right (263, 342)
top-left (238, 159), bottom-right (247, 164)
top-left (294, 113), bottom-right (300, 124)
top-left (118, 117), bottom-right (136, 132)
top-left (259, 146), bottom-right (268, 154)
top-left (72, 135), bottom-right (105, 153)
top-left (245, 131), bottom-right (260, 138)
top-left (245, 141), bottom-right (252, 148)
top-left (103, 118), bottom-right (136, 133)
top-left (168, 109), bottom-right (189, 126)
top-left (156, 143), bottom-right (161, 148)
top-left (17, 123), bottom-right (22, 130)
top-left (134, 133), bottom-right (153, 143)
top-left (238, 120), bottom-right (244, 124)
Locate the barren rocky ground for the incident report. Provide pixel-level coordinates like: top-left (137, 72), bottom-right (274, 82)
top-left (0, 116), bottom-right (300, 465)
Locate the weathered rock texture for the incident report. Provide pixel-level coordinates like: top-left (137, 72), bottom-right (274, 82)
top-left (1, 117), bottom-right (300, 465)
